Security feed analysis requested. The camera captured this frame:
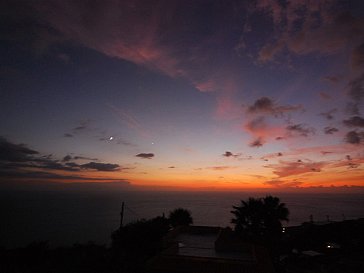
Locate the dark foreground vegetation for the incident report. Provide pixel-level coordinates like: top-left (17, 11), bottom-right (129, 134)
top-left (1, 197), bottom-right (363, 273)
top-left (0, 208), bottom-right (191, 273)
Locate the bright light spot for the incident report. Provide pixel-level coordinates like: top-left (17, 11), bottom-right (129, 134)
top-left (151, 142), bottom-right (154, 145)
top-left (109, 136), bottom-right (114, 141)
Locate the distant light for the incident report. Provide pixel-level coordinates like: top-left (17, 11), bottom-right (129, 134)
top-left (151, 142), bottom-right (155, 145)
top-left (326, 245), bottom-right (332, 248)
top-left (282, 227), bottom-right (286, 233)
top-left (109, 136), bottom-right (114, 141)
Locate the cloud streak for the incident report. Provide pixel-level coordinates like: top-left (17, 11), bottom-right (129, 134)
top-left (136, 153), bottom-right (154, 159)
top-left (80, 162), bottom-right (120, 172)
top-left (0, 137), bottom-right (122, 183)
top-left (247, 97), bottom-right (302, 117)
top-left (343, 116), bottom-right (364, 127)
top-left (286, 124), bottom-right (315, 137)
top-left (324, 127), bottom-right (339, 135)
top-left (265, 160), bottom-right (326, 178)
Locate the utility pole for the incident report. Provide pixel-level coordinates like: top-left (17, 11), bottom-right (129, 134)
top-left (120, 202), bottom-right (125, 229)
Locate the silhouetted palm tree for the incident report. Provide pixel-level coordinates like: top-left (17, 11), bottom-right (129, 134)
top-left (231, 195), bottom-right (289, 241)
top-left (231, 197), bottom-right (265, 237)
top-left (168, 208), bottom-right (193, 227)
top-left (262, 195), bottom-right (289, 238)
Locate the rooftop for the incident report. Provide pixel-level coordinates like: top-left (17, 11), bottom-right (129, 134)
top-left (175, 231), bottom-right (255, 261)
top-left (147, 226), bottom-right (274, 273)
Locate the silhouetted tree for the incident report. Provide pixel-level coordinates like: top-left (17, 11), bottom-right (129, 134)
top-left (111, 216), bottom-right (170, 273)
top-left (168, 208), bottom-right (193, 228)
top-left (231, 195), bottom-right (289, 242)
top-left (262, 195), bottom-right (289, 240)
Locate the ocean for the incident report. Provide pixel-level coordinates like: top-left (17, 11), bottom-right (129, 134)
top-left (1, 190), bottom-right (364, 248)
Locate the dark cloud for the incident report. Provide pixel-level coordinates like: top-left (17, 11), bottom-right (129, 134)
top-left (222, 151), bottom-right (240, 158)
top-left (343, 116), bottom-right (364, 127)
top-left (0, 156), bottom-right (78, 172)
top-left (62, 155), bottom-right (72, 162)
top-left (73, 120), bottom-right (90, 131)
top-left (40, 160), bottom-right (80, 171)
top-left (223, 151), bottom-right (234, 157)
top-left (345, 131), bottom-right (364, 145)
top-left (136, 153), bottom-right (154, 159)
top-left (277, 152), bottom-right (283, 156)
top-left (0, 170), bottom-right (83, 180)
top-left (168, 166), bottom-right (176, 169)
top-left (275, 136), bottom-right (285, 140)
top-left (352, 43), bottom-right (364, 69)
top-left (74, 156), bottom-right (98, 161)
top-left (0, 169), bottom-right (131, 188)
top-left (324, 127), bottom-right (339, 134)
top-left (286, 124), bottom-right (315, 137)
top-left (247, 97), bottom-right (302, 116)
top-left (249, 137), bottom-right (264, 148)
top-left (320, 108), bottom-right (337, 120)
top-left (0, 136), bottom-right (38, 162)
top-left (65, 162), bottom-right (79, 168)
top-left (80, 162), bottom-right (120, 172)
top-left (347, 74), bottom-right (364, 115)
top-left (252, 3), bottom-right (364, 64)
top-left (0, 137), bottom-right (121, 178)
top-left (63, 120), bottom-right (92, 138)
top-left (248, 97), bottom-right (273, 112)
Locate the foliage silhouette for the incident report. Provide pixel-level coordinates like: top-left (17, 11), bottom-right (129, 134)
top-left (111, 216), bottom-right (170, 272)
top-left (231, 195), bottom-right (289, 243)
top-left (168, 208), bottom-right (193, 227)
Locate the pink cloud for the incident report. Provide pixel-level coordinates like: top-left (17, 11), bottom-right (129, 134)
top-left (264, 180), bottom-right (303, 188)
top-left (33, 1), bottom-right (247, 94)
top-left (266, 160), bottom-right (327, 178)
top-left (35, 1), bottom-right (186, 78)
top-left (194, 79), bottom-right (217, 93)
top-left (290, 144), bottom-right (359, 156)
top-left (249, 0), bottom-right (364, 62)
top-left (330, 156), bottom-right (364, 169)
top-left (202, 76), bottom-right (243, 120)
top-left (32, 1), bottom-right (249, 123)
top-left (244, 116), bottom-right (286, 145)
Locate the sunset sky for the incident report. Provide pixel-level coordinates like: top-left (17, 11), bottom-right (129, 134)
top-left (1, 0), bottom-right (363, 190)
